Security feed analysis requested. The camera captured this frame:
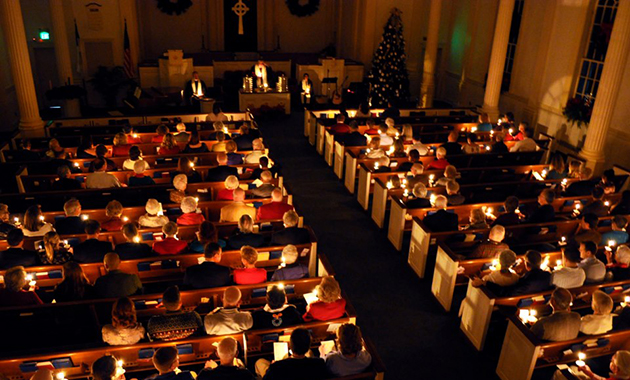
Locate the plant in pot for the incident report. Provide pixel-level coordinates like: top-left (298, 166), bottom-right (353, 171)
top-left (89, 66), bottom-right (135, 108)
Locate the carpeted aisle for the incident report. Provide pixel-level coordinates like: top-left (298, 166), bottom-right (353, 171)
top-left (257, 110), bottom-right (500, 379)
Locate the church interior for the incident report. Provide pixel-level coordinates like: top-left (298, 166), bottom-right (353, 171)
top-left (2, 0), bottom-right (630, 379)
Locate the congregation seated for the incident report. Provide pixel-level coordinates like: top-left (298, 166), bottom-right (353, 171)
top-left (89, 144), bottom-right (117, 172)
top-left (406, 183), bottom-right (431, 209)
top-left (73, 220), bottom-right (114, 263)
top-left (183, 130), bottom-right (209, 153)
top-left (233, 246), bottom-right (267, 285)
top-left (122, 145), bottom-right (146, 171)
top-left (148, 346), bottom-right (195, 380)
top-left (373, 156), bottom-right (391, 173)
top-left (177, 197), bottom-right (206, 226)
top-left (406, 134), bottom-right (430, 156)
top-left (112, 133), bottom-right (131, 157)
top-left (153, 222), bottom-right (188, 255)
top-left (398, 149), bottom-right (420, 172)
top-left (206, 103), bottom-right (229, 122)
top-left (251, 155), bottom-right (279, 180)
top-left (578, 240), bottom-right (606, 283)
top-left (189, 221), bottom-right (219, 253)
top-left (271, 210), bottom-right (310, 245)
top-left (206, 153), bottom-right (238, 182)
top-left (102, 296), bottom-right (146, 345)
top-left (152, 126), bottom-right (168, 144)
top-left (551, 242), bottom-right (586, 289)
top-left (138, 198), bottom-right (169, 228)
top-left (147, 285), bottom-right (203, 341)
top-left (271, 245), bottom-right (308, 281)
top-left (129, 160), bottom-right (155, 186)
top-left (52, 261), bottom-right (94, 302)
top-left (234, 123), bottom-right (256, 151)
top-left (530, 287), bottom-right (580, 341)
top-left (87, 158), bottom-right (122, 189)
top-left (173, 157), bottom-right (202, 184)
top-left (43, 148), bottom-right (77, 175)
top-left (124, 125), bottom-right (142, 144)
top-left (472, 250), bottom-right (519, 288)
top-left (77, 135), bottom-right (96, 158)
top-left (94, 253), bottom-right (143, 298)
top-left (182, 242), bottom-right (230, 289)
top-left (389, 139), bottom-right (406, 158)
top-left (174, 122), bottom-right (190, 143)
top-left (303, 276), bottom-right (346, 322)
top-left (509, 127), bottom-right (537, 152)
top-left (580, 290), bottom-right (614, 335)
top-left (101, 200), bottom-right (124, 231)
top-left (204, 286), bottom-right (253, 335)
top-left (462, 133), bottom-right (480, 154)
top-left (575, 213), bottom-right (602, 245)
top-left (462, 208), bottom-right (489, 230)
top-left (491, 195), bottom-right (521, 226)
top-left (565, 167), bottom-right (597, 197)
top-left (365, 136), bottom-right (385, 159)
top-left (252, 284), bottom-right (302, 329)
top-left (257, 188), bottom-right (294, 220)
top-left (526, 188), bottom-right (555, 224)
top-left (216, 175), bottom-right (239, 200)
top-left (426, 147), bottom-right (449, 170)
top-left (52, 165), bottom-right (82, 191)
top-left (435, 165), bottom-right (459, 187)
top-left (227, 215), bottom-right (264, 250)
top-left (55, 198), bottom-right (85, 235)
top-left (493, 250), bottom-right (552, 296)
top-left (601, 215), bottom-right (629, 245)
top-left (0, 204), bottom-right (16, 239)
top-left (469, 225), bottom-right (508, 259)
top-left (605, 245), bottom-right (630, 281)
top-left (583, 186), bottom-right (609, 217)
top-left (244, 138), bottom-right (265, 164)
top-left (407, 163), bottom-right (429, 188)
top-left (440, 131), bottom-right (462, 157)
top-left (250, 171), bottom-right (275, 198)
top-left (15, 138), bottom-right (41, 161)
top-left (220, 188), bottom-right (256, 223)
top-left (0, 229), bottom-right (38, 269)
top-left (226, 141), bottom-right (244, 165)
top-left (324, 323), bottom-right (373, 377)
top-left (211, 131), bottom-right (227, 152)
top-left (490, 132), bottom-right (508, 153)
top-left (39, 231), bottom-right (72, 265)
top-left (330, 114), bottom-right (350, 136)
top-left (611, 190), bottom-right (630, 215)
top-left (114, 223), bottom-right (153, 259)
top-left (422, 195), bottom-right (458, 232)
top-left (158, 133), bottom-right (180, 155)
top-left (0, 266), bottom-right (42, 306)
top-left (445, 180), bottom-right (465, 205)
top-left (255, 327), bottom-right (328, 380)
top-left (198, 336), bottom-right (255, 380)
top-left (545, 154), bottom-right (567, 180)
top-left (571, 350), bottom-right (630, 380)
top-left (169, 174), bottom-right (188, 204)
top-left (341, 121), bottom-right (367, 147)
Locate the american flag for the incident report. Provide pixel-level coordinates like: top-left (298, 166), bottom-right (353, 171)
top-left (123, 19), bottom-right (135, 79)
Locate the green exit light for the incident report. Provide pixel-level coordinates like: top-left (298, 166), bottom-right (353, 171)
top-left (39, 30), bottom-right (50, 40)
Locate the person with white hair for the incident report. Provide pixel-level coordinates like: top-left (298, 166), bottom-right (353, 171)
top-left (203, 287), bottom-right (253, 336)
top-left (271, 210), bottom-right (310, 245)
top-left (128, 160), bottom-right (155, 186)
top-left (217, 175), bottom-right (240, 201)
top-left (374, 156), bottom-right (391, 173)
top-left (607, 245), bottom-right (630, 281)
top-left (139, 199), bottom-right (169, 228)
top-left (177, 196), bottom-right (205, 225)
top-left (170, 174), bottom-right (188, 204)
top-left (174, 122), bottom-right (190, 143)
top-left (472, 250), bottom-right (519, 287)
top-left (406, 183), bottom-right (431, 209)
top-left (198, 336), bottom-right (255, 379)
top-left (422, 195), bottom-right (458, 232)
top-left (530, 287), bottom-right (581, 341)
top-left (271, 245), bottom-right (309, 281)
top-left (250, 170), bottom-right (275, 198)
top-left (575, 350), bottom-right (630, 380)
top-left (257, 188), bottom-right (294, 220)
top-left (244, 138), bottom-right (265, 164)
top-left (426, 147), bottom-right (450, 170)
top-left (470, 225), bottom-right (509, 259)
top-left (580, 290), bottom-right (614, 335)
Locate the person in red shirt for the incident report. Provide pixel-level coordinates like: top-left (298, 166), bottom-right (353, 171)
top-left (153, 222), bottom-right (188, 255)
top-left (152, 124), bottom-right (169, 143)
top-left (330, 114), bottom-right (350, 135)
top-left (177, 197), bottom-right (206, 226)
top-left (158, 133), bottom-right (181, 155)
top-left (0, 266), bottom-right (43, 306)
top-left (124, 125), bottom-right (142, 144)
top-left (426, 146), bottom-right (450, 171)
top-left (257, 188), bottom-right (294, 220)
top-left (303, 276), bottom-right (346, 322)
top-left (112, 132), bottom-right (132, 157)
top-left (101, 200), bottom-right (124, 232)
top-left (504, 121), bottom-right (527, 141)
top-left (233, 246), bottom-right (267, 285)
top-left (216, 175), bottom-right (239, 201)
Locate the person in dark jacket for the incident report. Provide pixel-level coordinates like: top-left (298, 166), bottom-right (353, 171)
top-left (0, 229), bottom-right (39, 269)
top-left (422, 195), bottom-right (458, 232)
top-left (94, 253), bottom-right (143, 298)
top-left (55, 198), bottom-right (86, 235)
top-left (406, 183), bottom-right (432, 209)
top-left (491, 250), bottom-right (552, 296)
top-left (14, 139), bottom-right (41, 161)
top-left (182, 243), bottom-right (231, 289)
top-left (341, 121), bottom-right (367, 147)
top-left (252, 285), bottom-right (302, 329)
top-left (526, 189), bottom-right (556, 224)
top-left (492, 196), bottom-right (521, 227)
top-left (52, 165), bottom-right (82, 191)
top-left (227, 215), bottom-right (265, 250)
top-left (53, 261), bottom-right (95, 302)
top-left (233, 124), bottom-right (255, 151)
top-left (271, 211), bottom-right (310, 245)
top-left (114, 223), bottom-right (154, 260)
top-left (197, 337), bottom-right (255, 380)
top-left (206, 153), bottom-right (238, 182)
top-left (73, 220), bottom-right (114, 263)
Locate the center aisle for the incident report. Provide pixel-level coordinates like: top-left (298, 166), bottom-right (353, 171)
top-left (258, 111), bottom-right (499, 379)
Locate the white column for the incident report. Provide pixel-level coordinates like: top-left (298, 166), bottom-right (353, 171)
top-left (481, 0), bottom-right (515, 121)
top-left (580, 0), bottom-right (630, 172)
top-left (420, 0), bottom-right (442, 108)
top-left (0, 0), bottom-right (45, 136)
top-left (49, 0), bottom-right (73, 85)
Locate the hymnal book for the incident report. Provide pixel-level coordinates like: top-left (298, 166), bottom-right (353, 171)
top-left (273, 342), bottom-right (289, 361)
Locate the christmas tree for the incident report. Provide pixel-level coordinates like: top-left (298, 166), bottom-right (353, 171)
top-left (368, 8), bottom-right (410, 107)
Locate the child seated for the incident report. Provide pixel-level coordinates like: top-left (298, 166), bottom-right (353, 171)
top-left (580, 290), bottom-right (614, 335)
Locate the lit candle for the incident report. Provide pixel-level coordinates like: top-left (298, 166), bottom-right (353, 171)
top-left (133, 236), bottom-right (140, 243)
top-left (541, 169), bottom-right (548, 178)
top-left (471, 126), bottom-right (477, 133)
top-left (621, 296), bottom-right (630, 308)
top-left (280, 257), bottom-right (286, 268)
top-left (509, 128), bottom-right (514, 134)
top-left (403, 189), bottom-right (409, 197)
top-left (527, 309), bottom-right (538, 323)
top-left (490, 130), bottom-right (495, 137)
top-left (430, 193), bottom-right (437, 206)
top-left (561, 178), bottom-right (568, 187)
top-left (518, 309), bottom-right (529, 321)
top-left (81, 215), bottom-right (89, 221)
top-left (491, 259), bottom-right (499, 271)
top-left (122, 216), bottom-right (129, 222)
top-left (194, 197), bottom-right (199, 203)
top-left (429, 174), bottom-right (435, 185)
top-left (366, 148), bottom-right (371, 154)
top-left (39, 215), bottom-right (45, 221)
top-left (556, 259), bottom-right (562, 268)
top-left (387, 147), bottom-right (395, 155)
top-left (374, 162), bottom-right (380, 170)
top-left (605, 201), bottom-right (610, 207)
top-left (133, 134), bottom-right (138, 138)
top-left (485, 145), bottom-right (491, 151)
top-left (386, 181), bottom-right (393, 190)
top-left (541, 256), bottom-right (550, 271)
top-left (74, 162), bottom-right (80, 167)
top-left (13, 217), bottom-right (19, 223)
top-left (63, 239), bottom-right (68, 246)
top-left (277, 283), bottom-right (284, 290)
top-left (223, 127), bottom-right (228, 134)
top-left (189, 162), bottom-right (195, 168)
top-left (395, 132), bottom-right (400, 138)
top-left (56, 372), bottom-right (65, 380)
top-left (576, 352), bottom-right (586, 367)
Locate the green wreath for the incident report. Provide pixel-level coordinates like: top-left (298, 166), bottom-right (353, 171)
top-left (285, 0), bottom-right (320, 17)
top-left (156, 0), bottom-right (193, 15)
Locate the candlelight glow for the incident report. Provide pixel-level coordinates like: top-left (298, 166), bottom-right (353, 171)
top-left (386, 181), bottom-right (393, 190)
top-left (122, 216), bottom-right (129, 222)
top-left (133, 236), bottom-right (140, 243)
top-left (471, 126), bottom-right (477, 133)
top-left (39, 215), bottom-right (45, 221)
top-left (81, 215), bottom-right (89, 220)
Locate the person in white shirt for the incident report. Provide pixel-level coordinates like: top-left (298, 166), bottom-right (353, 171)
top-left (378, 124), bottom-right (394, 146)
top-left (365, 137), bottom-right (385, 159)
top-left (551, 243), bottom-right (586, 289)
top-left (244, 138), bottom-right (265, 164)
top-left (578, 240), bottom-right (606, 283)
top-left (204, 286), bottom-right (253, 335)
top-left (86, 159), bottom-right (122, 189)
top-left (580, 290), bottom-right (614, 335)
top-left (406, 134), bottom-right (430, 156)
top-left (509, 128), bottom-right (538, 152)
top-left (206, 104), bottom-right (229, 122)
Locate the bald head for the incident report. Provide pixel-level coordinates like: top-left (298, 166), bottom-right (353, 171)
top-left (223, 286), bottom-right (242, 307)
top-left (217, 153), bottom-right (228, 165)
top-left (233, 188), bottom-right (246, 202)
top-left (271, 188), bottom-right (283, 202)
top-left (104, 252), bottom-right (120, 271)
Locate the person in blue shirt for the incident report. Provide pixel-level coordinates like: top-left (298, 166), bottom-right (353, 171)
top-left (601, 215), bottom-right (629, 246)
top-left (476, 112), bottom-right (493, 132)
top-left (271, 245), bottom-right (309, 281)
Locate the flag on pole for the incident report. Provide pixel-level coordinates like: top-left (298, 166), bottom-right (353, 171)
top-left (74, 19), bottom-right (83, 75)
top-left (123, 19), bottom-right (135, 79)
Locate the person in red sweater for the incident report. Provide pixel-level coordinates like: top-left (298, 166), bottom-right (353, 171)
top-left (153, 222), bottom-right (188, 255)
top-left (233, 246), bottom-right (267, 285)
top-left (257, 188), bottom-right (294, 220)
top-left (152, 124), bottom-right (169, 143)
top-left (112, 132), bottom-right (132, 157)
top-left (101, 200), bottom-right (124, 232)
top-left (303, 276), bottom-right (346, 322)
top-left (330, 114), bottom-right (350, 135)
top-left (158, 133), bottom-right (181, 155)
top-left (216, 175), bottom-right (239, 201)
top-left (426, 146), bottom-right (450, 171)
top-left (0, 266), bottom-right (43, 306)
top-left (177, 197), bottom-right (206, 226)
